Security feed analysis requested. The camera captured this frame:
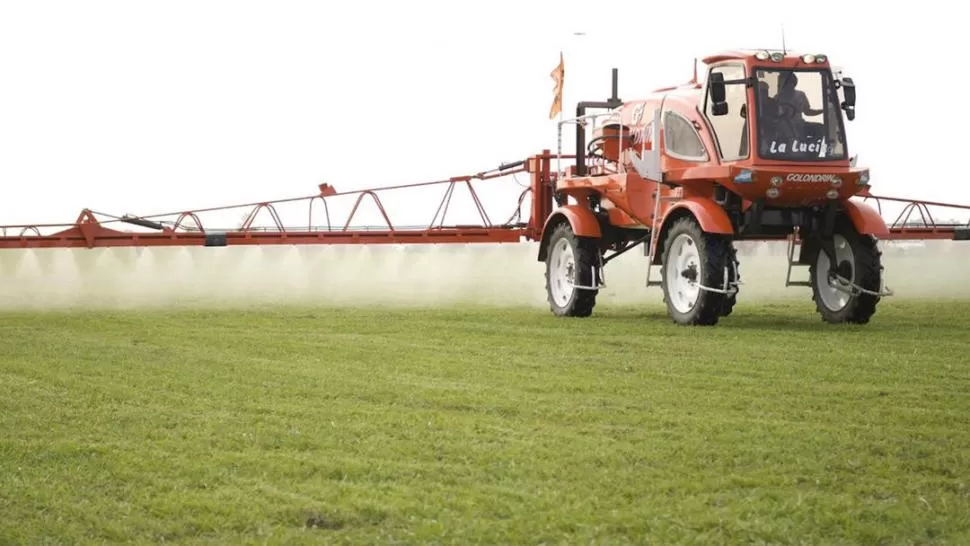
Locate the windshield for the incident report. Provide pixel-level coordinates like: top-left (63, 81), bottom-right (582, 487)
top-left (754, 68), bottom-right (846, 161)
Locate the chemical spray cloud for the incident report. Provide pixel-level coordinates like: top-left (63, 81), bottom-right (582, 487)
top-left (0, 240), bottom-right (967, 311)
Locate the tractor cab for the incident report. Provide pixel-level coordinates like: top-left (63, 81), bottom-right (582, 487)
top-left (704, 50), bottom-right (856, 165)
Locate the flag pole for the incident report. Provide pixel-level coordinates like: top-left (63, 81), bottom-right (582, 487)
top-left (549, 49), bottom-right (565, 177)
top-left (558, 50), bottom-right (565, 126)
top-left (552, 32), bottom-right (582, 180)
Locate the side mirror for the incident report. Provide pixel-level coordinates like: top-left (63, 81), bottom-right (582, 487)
top-left (841, 77), bottom-right (856, 121)
top-left (709, 72), bottom-right (728, 116)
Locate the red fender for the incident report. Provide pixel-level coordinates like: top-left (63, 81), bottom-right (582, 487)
top-left (843, 199), bottom-right (890, 238)
top-left (542, 204), bottom-right (602, 238)
top-left (649, 198), bottom-right (734, 264)
top-left (537, 205), bottom-right (601, 261)
top-left (662, 197), bottom-right (735, 234)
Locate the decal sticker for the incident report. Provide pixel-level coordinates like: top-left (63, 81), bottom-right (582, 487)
top-left (631, 121), bottom-right (652, 146)
top-left (766, 137), bottom-right (838, 157)
top-left (734, 169), bottom-right (753, 183)
top-left (786, 173), bottom-right (840, 183)
top-left (632, 103), bottom-right (646, 125)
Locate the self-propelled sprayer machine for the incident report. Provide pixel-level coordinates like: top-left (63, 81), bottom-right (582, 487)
top-left (542, 48), bottom-right (895, 326)
top-left (2, 48), bottom-right (967, 325)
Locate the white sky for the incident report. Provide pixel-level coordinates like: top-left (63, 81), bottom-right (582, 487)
top-left (1, 0), bottom-right (968, 230)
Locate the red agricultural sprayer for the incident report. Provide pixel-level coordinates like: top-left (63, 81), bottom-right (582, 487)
top-left (2, 49), bottom-right (969, 325)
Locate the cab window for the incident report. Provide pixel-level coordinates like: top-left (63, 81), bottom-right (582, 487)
top-left (704, 64), bottom-right (748, 161)
top-left (663, 111), bottom-right (708, 161)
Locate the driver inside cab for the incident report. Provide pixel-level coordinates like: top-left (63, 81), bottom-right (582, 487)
top-left (775, 73), bottom-right (824, 119)
top-left (760, 73), bottom-right (825, 146)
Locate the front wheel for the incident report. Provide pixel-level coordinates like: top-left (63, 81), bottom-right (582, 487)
top-left (810, 222), bottom-right (884, 324)
top-left (660, 216), bottom-right (738, 326)
top-left (545, 222), bottom-right (600, 317)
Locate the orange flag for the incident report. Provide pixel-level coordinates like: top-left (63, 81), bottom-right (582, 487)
top-left (549, 51), bottom-right (564, 120)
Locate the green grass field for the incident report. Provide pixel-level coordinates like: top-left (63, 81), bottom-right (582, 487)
top-left (2, 300), bottom-right (969, 544)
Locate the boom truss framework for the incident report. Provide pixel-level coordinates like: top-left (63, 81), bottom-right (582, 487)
top-left (0, 151), bottom-right (967, 250)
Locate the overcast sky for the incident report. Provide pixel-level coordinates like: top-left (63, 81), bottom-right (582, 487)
top-left (1, 0), bottom-right (967, 230)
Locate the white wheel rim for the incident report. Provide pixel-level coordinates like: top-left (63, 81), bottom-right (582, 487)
top-left (665, 233), bottom-right (701, 314)
top-left (815, 234), bottom-right (854, 312)
top-left (549, 237), bottom-right (575, 306)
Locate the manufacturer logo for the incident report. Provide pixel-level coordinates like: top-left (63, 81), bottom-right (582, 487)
top-left (786, 173), bottom-right (839, 183)
top-left (631, 102), bottom-right (646, 124)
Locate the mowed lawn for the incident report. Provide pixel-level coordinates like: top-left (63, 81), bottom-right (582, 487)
top-left (1, 300), bottom-right (969, 544)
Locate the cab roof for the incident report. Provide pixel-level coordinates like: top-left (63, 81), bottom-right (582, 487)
top-left (702, 49), bottom-right (820, 64)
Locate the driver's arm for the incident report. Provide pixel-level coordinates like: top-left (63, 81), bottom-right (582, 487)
top-left (797, 91), bottom-right (824, 117)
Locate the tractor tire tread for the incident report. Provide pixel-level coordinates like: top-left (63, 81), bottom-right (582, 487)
top-left (719, 243), bottom-right (740, 317)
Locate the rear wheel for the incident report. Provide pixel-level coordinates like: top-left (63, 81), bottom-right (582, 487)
top-left (660, 216), bottom-right (738, 326)
top-left (810, 221), bottom-right (883, 324)
top-left (545, 222), bottom-right (600, 317)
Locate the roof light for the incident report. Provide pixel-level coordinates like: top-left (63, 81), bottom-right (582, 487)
top-left (815, 54), bottom-right (828, 63)
top-left (770, 52), bottom-right (784, 62)
top-left (801, 54), bottom-right (816, 63)
top-left (755, 50), bottom-right (770, 61)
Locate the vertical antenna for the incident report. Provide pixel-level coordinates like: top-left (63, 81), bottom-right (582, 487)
top-left (781, 24), bottom-right (787, 54)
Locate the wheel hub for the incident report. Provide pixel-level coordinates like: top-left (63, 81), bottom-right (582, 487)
top-left (681, 263), bottom-right (698, 282)
top-left (836, 259), bottom-right (852, 280)
top-left (815, 235), bottom-right (854, 312)
top-left (665, 233), bottom-right (702, 313)
top-left (549, 238), bottom-right (575, 307)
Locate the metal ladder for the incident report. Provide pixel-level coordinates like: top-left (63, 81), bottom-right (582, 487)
top-left (644, 179), bottom-right (674, 288)
top-left (646, 181), bottom-right (663, 288)
top-left (784, 226), bottom-right (812, 288)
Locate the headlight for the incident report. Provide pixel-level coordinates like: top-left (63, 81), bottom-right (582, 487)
top-left (770, 176), bottom-right (783, 187)
top-left (766, 188), bottom-right (780, 198)
top-left (857, 170), bottom-right (870, 185)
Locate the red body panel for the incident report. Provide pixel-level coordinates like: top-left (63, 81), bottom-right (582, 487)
top-left (542, 205), bottom-right (602, 238)
top-left (662, 197), bottom-right (735, 235)
top-left (843, 200), bottom-right (891, 237)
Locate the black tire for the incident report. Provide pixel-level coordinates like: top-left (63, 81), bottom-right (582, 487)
top-left (544, 222), bottom-right (600, 317)
top-left (719, 242), bottom-right (741, 317)
top-left (660, 216), bottom-right (737, 326)
top-left (810, 219), bottom-right (883, 324)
